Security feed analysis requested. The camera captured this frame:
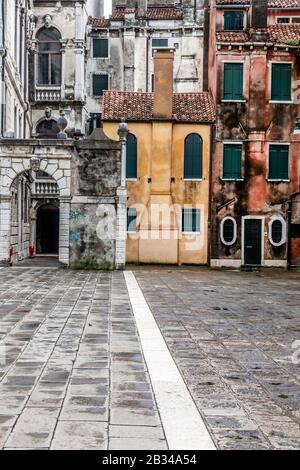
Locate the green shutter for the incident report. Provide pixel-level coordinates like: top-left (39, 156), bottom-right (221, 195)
top-left (152, 38), bottom-right (169, 48)
top-left (223, 63), bottom-right (243, 100)
top-left (271, 64), bottom-right (291, 101)
top-left (92, 74), bottom-right (108, 96)
top-left (126, 134), bottom-right (137, 179)
top-left (223, 144), bottom-right (242, 179)
top-left (224, 11), bottom-right (244, 31)
top-left (93, 39), bottom-right (108, 58)
top-left (184, 134), bottom-right (203, 179)
top-left (269, 145), bottom-right (289, 180)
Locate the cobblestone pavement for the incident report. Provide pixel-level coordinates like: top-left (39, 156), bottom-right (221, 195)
top-left (0, 268), bottom-right (166, 450)
top-left (1, 266), bottom-right (300, 450)
top-left (134, 268), bottom-right (300, 450)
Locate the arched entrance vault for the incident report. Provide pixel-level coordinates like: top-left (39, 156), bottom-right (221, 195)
top-left (0, 153), bottom-right (71, 266)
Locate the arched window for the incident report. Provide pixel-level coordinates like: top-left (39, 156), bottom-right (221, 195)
top-left (37, 27), bottom-right (62, 85)
top-left (269, 217), bottom-right (286, 247)
top-left (36, 119), bottom-right (59, 138)
top-left (184, 134), bottom-right (203, 180)
top-left (126, 133), bottom-right (137, 179)
top-left (220, 217), bottom-right (237, 245)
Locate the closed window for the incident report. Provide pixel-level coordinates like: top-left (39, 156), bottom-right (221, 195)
top-left (92, 74), bottom-right (109, 96)
top-left (93, 38), bottom-right (108, 58)
top-left (182, 209), bottom-right (200, 233)
top-left (37, 27), bottom-right (62, 85)
top-left (221, 217), bottom-right (237, 245)
top-left (126, 133), bottom-right (138, 179)
top-left (224, 11), bottom-right (244, 30)
top-left (271, 63), bottom-right (292, 101)
top-left (269, 218), bottom-right (286, 246)
top-left (152, 38), bottom-right (168, 48)
top-left (223, 63), bottom-right (243, 101)
top-left (223, 144), bottom-right (242, 179)
top-left (184, 134), bottom-right (203, 180)
top-left (127, 208), bottom-right (137, 232)
top-left (269, 145), bottom-right (289, 180)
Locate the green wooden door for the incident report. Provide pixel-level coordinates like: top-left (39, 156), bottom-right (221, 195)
top-left (244, 219), bottom-right (262, 266)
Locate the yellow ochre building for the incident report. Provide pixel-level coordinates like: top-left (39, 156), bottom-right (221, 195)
top-left (102, 49), bottom-right (215, 265)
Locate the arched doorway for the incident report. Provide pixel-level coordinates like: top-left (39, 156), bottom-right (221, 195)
top-left (36, 203), bottom-right (59, 255)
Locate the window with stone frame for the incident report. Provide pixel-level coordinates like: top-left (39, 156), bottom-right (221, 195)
top-left (37, 27), bottom-right (62, 86)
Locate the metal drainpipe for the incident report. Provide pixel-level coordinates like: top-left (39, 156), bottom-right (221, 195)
top-left (1, 0), bottom-right (6, 137)
top-left (146, 31), bottom-right (149, 92)
top-left (23, 9), bottom-right (30, 138)
top-left (287, 199), bottom-right (292, 270)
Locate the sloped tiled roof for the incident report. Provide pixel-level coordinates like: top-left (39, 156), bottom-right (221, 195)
top-left (268, 0), bottom-right (300, 7)
top-left (102, 91), bottom-right (215, 123)
top-left (216, 24), bottom-right (300, 44)
top-left (268, 24), bottom-right (300, 43)
top-left (111, 7), bottom-right (135, 20)
top-left (146, 7), bottom-right (183, 20)
top-left (216, 0), bottom-right (300, 5)
top-left (87, 16), bottom-right (110, 29)
top-left (216, 31), bottom-right (249, 42)
top-left (110, 6), bottom-right (183, 20)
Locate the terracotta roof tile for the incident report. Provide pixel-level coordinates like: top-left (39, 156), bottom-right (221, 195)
top-left (88, 16), bottom-right (110, 29)
top-left (216, 31), bottom-right (249, 42)
top-left (102, 91), bottom-right (215, 123)
top-left (216, 0), bottom-right (250, 5)
top-left (268, 24), bottom-right (300, 43)
top-left (216, 25), bottom-right (300, 44)
top-left (110, 6), bottom-right (183, 21)
top-left (217, 0), bottom-right (300, 6)
top-left (268, 0), bottom-right (300, 7)
top-left (146, 7), bottom-right (183, 20)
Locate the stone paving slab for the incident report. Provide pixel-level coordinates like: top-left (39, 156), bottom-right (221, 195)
top-left (134, 268), bottom-right (300, 450)
top-left (0, 268), bottom-right (166, 450)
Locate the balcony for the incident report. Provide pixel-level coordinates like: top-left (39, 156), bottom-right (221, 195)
top-left (32, 180), bottom-right (59, 197)
top-left (35, 87), bottom-right (61, 102)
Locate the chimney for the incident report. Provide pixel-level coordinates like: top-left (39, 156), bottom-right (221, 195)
top-left (153, 49), bottom-right (174, 119)
top-left (251, 0), bottom-right (268, 29)
top-left (137, 0), bottom-right (147, 17)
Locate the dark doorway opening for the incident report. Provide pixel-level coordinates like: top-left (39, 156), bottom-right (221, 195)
top-left (244, 218), bottom-right (262, 266)
top-left (36, 204), bottom-right (59, 254)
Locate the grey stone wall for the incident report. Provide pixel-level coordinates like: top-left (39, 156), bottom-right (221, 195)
top-left (70, 129), bottom-right (121, 269)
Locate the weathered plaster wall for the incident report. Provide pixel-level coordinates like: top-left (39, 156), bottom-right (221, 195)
top-left (103, 121), bottom-right (211, 265)
top-left (210, 36), bottom-right (300, 266)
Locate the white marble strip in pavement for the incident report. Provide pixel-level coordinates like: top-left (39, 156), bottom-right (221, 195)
top-left (124, 271), bottom-right (216, 451)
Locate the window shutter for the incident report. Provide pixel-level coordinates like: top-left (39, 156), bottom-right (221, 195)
top-left (224, 11), bottom-right (244, 31)
top-left (223, 144), bottom-right (242, 179)
top-left (271, 64), bottom-right (291, 101)
top-left (223, 63), bottom-right (243, 100)
top-left (93, 39), bottom-right (108, 58)
top-left (126, 134), bottom-right (138, 179)
top-left (184, 134), bottom-right (203, 179)
top-left (92, 74), bottom-right (109, 96)
top-left (269, 145), bottom-right (289, 180)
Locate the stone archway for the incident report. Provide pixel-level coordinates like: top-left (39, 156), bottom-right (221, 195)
top-left (0, 148), bottom-right (72, 266)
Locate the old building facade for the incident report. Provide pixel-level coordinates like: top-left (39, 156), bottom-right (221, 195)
top-left (103, 49), bottom-right (215, 265)
top-left (86, 0), bottom-right (205, 126)
top-left (1, 0), bottom-right (300, 269)
top-left (206, 0), bottom-right (300, 268)
top-left (0, 0), bottom-right (126, 269)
